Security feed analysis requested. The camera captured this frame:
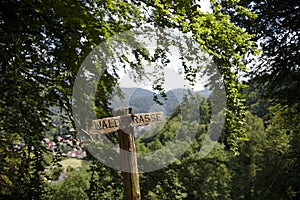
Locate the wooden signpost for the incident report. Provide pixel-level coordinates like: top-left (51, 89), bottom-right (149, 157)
top-left (89, 108), bottom-right (165, 200)
top-left (89, 111), bottom-right (165, 134)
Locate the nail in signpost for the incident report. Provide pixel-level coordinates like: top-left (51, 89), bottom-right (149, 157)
top-left (89, 108), bottom-right (165, 200)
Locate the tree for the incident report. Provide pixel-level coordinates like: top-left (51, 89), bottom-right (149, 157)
top-left (136, 0), bottom-right (257, 152)
top-left (0, 0), bottom-right (140, 197)
top-left (1, 0), bottom-right (258, 197)
top-left (250, 109), bottom-right (299, 199)
top-left (44, 163), bottom-right (90, 200)
top-left (224, 3), bottom-right (300, 197)
top-left (228, 112), bottom-right (266, 199)
top-left (137, 95), bottom-right (231, 199)
top-left (87, 160), bottom-right (123, 200)
top-left (223, 0), bottom-right (299, 107)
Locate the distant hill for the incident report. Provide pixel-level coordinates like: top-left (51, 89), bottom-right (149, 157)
top-left (110, 87), bottom-right (211, 115)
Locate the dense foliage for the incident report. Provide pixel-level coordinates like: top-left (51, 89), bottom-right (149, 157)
top-left (223, 0), bottom-right (299, 107)
top-left (45, 92), bottom-right (299, 199)
top-left (1, 0), bottom-right (298, 199)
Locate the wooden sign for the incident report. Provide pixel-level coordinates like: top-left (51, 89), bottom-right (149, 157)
top-left (89, 111), bottom-right (164, 134)
top-left (88, 109), bottom-right (165, 200)
top-left (90, 116), bottom-right (120, 134)
top-left (132, 112), bottom-right (164, 126)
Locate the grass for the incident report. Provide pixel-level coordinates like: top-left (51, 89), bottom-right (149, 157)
top-left (59, 158), bottom-right (83, 170)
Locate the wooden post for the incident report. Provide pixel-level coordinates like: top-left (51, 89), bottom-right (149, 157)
top-left (117, 108), bottom-right (141, 200)
top-left (89, 109), bottom-right (164, 199)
